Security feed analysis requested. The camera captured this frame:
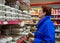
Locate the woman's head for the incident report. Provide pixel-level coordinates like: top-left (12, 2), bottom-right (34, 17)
top-left (39, 5), bottom-right (52, 18)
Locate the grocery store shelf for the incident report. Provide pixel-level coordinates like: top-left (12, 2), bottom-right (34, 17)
top-left (54, 24), bottom-right (60, 26)
top-left (32, 19), bottom-right (38, 21)
top-left (55, 36), bottom-right (60, 38)
top-left (12, 36), bottom-right (23, 41)
top-left (31, 15), bottom-right (38, 16)
top-left (25, 23), bottom-right (36, 25)
top-left (51, 14), bottom-right (60, 16)
top-left (51, 18), bottom-right (60, 20)
top-left (55, 30), bottom-right (60, 33)
top-left (0, 20), bottom-right (21, 25)
top-left (16, 36), bottom-right (27, 43)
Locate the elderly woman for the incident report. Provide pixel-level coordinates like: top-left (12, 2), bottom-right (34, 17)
top-left (29, 6), bottom-right (55, 43)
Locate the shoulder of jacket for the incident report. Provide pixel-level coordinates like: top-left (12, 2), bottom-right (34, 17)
top-left (44, 21), bottom-right (52, 25)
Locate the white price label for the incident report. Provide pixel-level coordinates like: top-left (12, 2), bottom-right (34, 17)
top-left (3, 21), bottom-right (8, 24)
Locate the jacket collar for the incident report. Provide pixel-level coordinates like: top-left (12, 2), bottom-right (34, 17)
top-left (36, 16), bottom-right (50, 28)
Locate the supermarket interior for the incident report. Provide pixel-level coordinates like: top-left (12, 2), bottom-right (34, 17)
top-left (0, 0), bottom-right (60, 43)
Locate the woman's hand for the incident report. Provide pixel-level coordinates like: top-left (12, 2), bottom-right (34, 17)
top-left (29, 32), bottom-right (34, 36)
top-left (27, 32), bottom-right (34, 38)
top-left (29, 37), bottom-right (34, 42)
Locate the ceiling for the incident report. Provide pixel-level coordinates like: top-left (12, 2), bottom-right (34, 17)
top-left (30, 0), bottom-right (60, 8)
top-left (30, 0), bottom-right (60, 4)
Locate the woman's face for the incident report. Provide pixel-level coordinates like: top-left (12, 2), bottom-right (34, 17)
top-left (38, 8), bottom-right (46, 20)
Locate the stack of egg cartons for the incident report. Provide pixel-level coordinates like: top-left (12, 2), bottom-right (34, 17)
top-left (0, 0), bottom-right (5, 21)
top-left (10, 8), bottom-right (19, 20)
top-left (15, 1), bottom-right (20, 9)
top-left (5, 5), bottom-right (21, 21)
top-left (23, 10), bottom-right (30, 20)
top-left (0, 37), bottom-right (13, 43)
top-left (18, 13), bottom-right (23, 20)
top-left (0, 4), bottom-right (5, 21)
top-left (0, 0), bottom-right (5, 4)
top-left (5, 6), bottom-right (12, 21)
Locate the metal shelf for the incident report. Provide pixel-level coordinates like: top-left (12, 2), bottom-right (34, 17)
top-left (51, 14), bottom-right (60, 16)
top-left (25, 23), bottom-right (36, 25)
top-left (51, 18), bottom-right (60, 20)
top-left (0, 20), bottom-right (21, 25)
top-left (55, 36), bottom-right (60, 38)
top-left (54, 24), bottom-right (60, 26)
top-left (31, 15), bottom-right (38, 16)
top-left (55, 30), bottom-right (60, 33)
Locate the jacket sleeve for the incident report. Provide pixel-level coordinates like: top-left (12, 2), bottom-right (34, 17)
top-left (43, 22), bottom-right (55, 43)
top-left (32, 32), bottom-right (36, 35)
top-left (33, 38), bottom-right (42, 43)
top-left (33, 31), bottom-right (43, 43)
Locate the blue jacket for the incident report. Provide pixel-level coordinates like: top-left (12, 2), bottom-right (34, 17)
top-left (33, 16), bottom-right (55, 43)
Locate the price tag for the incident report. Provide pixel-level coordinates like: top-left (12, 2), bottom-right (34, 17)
top-left (0, 22), bottom-right (2, 24)
top-left (3, 21), bottom-right (8, 24)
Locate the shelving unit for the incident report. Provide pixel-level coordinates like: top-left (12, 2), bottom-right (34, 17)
top-left (55, 36), bottom-right (60, 38)
top-left (55, 30), bottom-right (60, 33)
top-left (51, 8), bottom-right (60, 39)
top-left (0, 0), bottom-right (31, 43)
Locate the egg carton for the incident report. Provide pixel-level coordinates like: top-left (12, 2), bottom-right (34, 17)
top-left (18, 32), bottom-right (29, 35)
top-left (15, 17), bottom-right (19, 20)
top-left (0, 38), bottom-right (7, 43)
top-left (6, 16), bottom-right (12, 18)
top-left (19, 17), bottom-right (24, 20)
top-left (0, 4), bottom-right (5, 10)
top-left (5, 16), bottom-right (12, 21)
top-left (12, 29), bottom-right (25, 32)
top-left (6, 14), bottom-right (12, 17)
top-left (12, 36), bottom-right (22, 41)
top-left (15, 5), bottom-right (19, 9)
top-left (26, 15), bottom-right (29, 17)
top-left (18, 14), bottom-right (23, 17)
top-left (11, 33), bottom-right (23, 35)
top-left (11, 31), bottom-right (21, 33)
top-left (14, 9), bottom-right (21, 13)
top-left (8, 41), bottom-right (16, 43)
top-left (0, 10), bottom-right (5, 16)
top-left (6, 37), bottom-right (13, 42)
top-left (0, 37), bottom-right (13, 43)
top-left (23, 10), bottom-right (29, 14)
top-left (23, 17), bottom-right (27, 20)
top-left (0, 16), bottom-right (5, 21)
top-left (11, 17), bottom-right (16, 20)
top-left (23, 28), bottom-right (26, 30)
top-left (11, 29), bottom-right (24, 31)
top-left (0, 18), bottom-right (5, 21)
top-left (23, 15), bottom-right (27, 17)
top-left (11, 30), bottom-right (24, 33)
top-left (18, 10), bottom-right (22, 13)
top-left (11, 13), bottom-right (18, 17)
top-left (11, 15), bottom-right (19, 19)
top-left (5, 6), bottom-right (11, 12)
top-left (0, 0), bottom-right (5, 4)
top-left (10, 7), bottom-right (19, 13)
top-left (5, 11), bottom-right (12, 16)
